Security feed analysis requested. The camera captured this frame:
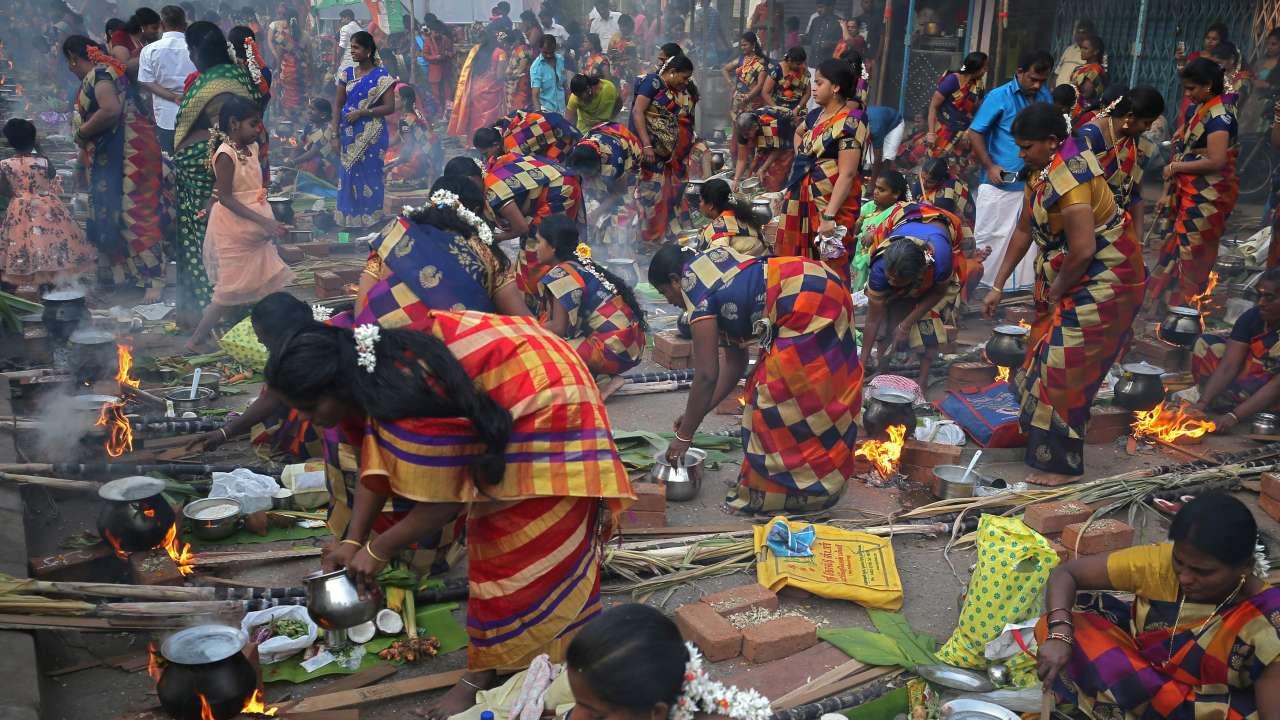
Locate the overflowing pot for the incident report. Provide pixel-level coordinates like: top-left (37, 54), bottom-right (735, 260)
top-left (157, 625), bottom-right (258, 720)
top-left (1112, 362), bottom-right (1166, 412)
top-left (97, 476), bottom-right (175, 553)
top-left (1157, 306), bottom-right (1202, 348)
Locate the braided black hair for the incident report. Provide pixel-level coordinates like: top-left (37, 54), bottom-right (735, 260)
top-left (539, 214), bottom-right (647, 331)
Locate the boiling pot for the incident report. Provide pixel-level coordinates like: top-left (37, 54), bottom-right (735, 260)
top-left (863, 389), bottom-right (916, 440)
top-left (266, 196), bottom-right (295, 225)
top-left (1158, 306), bottom-right (1201, 348)
top-left (984, 325), bottom-right (1029, 367)
top-left (157, 625), bottom-right (258, 720)
top-left (1112, 362), bottom-right (1165, 412)
top-left (97, 476), bottom-right (175, 553)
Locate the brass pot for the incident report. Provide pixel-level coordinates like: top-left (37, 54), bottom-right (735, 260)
top-left (984, 325), bottom-right (1029, 367)
top-left (1112, 362), bottom-right (1165, 412)
top-left (1158, 306), bottom-right (1201, 348)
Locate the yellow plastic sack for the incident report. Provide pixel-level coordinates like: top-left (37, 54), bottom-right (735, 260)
top-left (753, 517), bottom-right (904, 610)
top-left (936, 514), bottom-right (1059, 670)
top-left (219, 316), bottom-right (270, 372)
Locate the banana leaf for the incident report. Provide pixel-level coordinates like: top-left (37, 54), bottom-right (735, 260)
top-left (611, 429), bottom-right (740, 471)
top-left (818, 610), bottom-right (938, 670)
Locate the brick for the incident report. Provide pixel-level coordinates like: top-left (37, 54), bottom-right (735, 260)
top-left (29, 544), bottom-right (117, 580)
top-left (653, 330), bottom-right (693, 358)
top-left (1024, 472), bottom-right (1080, 487)
top-left (652, 347), bottom-right (691, 370)
top-left (1129, 338), bottom-right (1187, 371)
top-left (129, 548), bottom-right (186, 586)
top-left (618, 509), bottom-right (667, 529)
top-left (741, 616), bottom-right (818, 663)
top-left (1024, 499), bottom-right (1095, 536)
top-left (674, 603), bottom-right (742, 661)
top-left (1258, 493), bottom-right (1280, 522)
top-left (333, 267), bottom-right (364, 284)
top-left (1061, 519), bottom-right (1135, 556)
top-left (1086, 407), bottom-right (1134, 444)
top-left (700, 583), bottom-right (778, 616)
top-left (900, 440), bottom-right (962, 470)
top-left (900, 462), bottom-right (935, 492)
top-left (1045, 536), bottom-right (1076, 563)
top-left (314, 271), bottom-right (345, 299)
top-left (298, 241), bottom-right (331, 257)
top-left (1262, 472), bottom-right (1280, 502)
top-left (278, 245), bottom-right (305, 264)
top-left (721, 642), bottom-right (851, 699)
top-left (631, 483), bottom-right (667, 513)
top-left (948, 362), bottom-right (997, 392)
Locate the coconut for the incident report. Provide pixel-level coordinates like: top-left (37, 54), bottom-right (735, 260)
top-left (347, 620), bottom-right (376, 644)
top-left (376, 608), bottom-right (404, 635)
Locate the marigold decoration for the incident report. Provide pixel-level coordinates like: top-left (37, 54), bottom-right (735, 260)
top-left (85, 45), bottom-right (126, 76)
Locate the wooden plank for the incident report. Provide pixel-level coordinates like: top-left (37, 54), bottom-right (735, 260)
top-left (195, 547), bottom-right (324, 567)
top-left (288, 670), bottom-right (466, 712)
top-left (317, 666), bottom-right (399, 695)
top-left (770, 667), bottom-right (899, 711)
top-left (770, 658), bottom-right (866, 708)
top-left (619, 524), bottom-right (752, 537)
top-left (282, 711), bottom-right (360, 720)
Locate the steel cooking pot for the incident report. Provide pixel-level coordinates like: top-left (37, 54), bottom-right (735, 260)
top-left (97, 476), bottom-right (175, 553)
top-left (1112, 362), bottom-right (1165, 412)
top-left (1158, 306), bottom-right (1202, 348)
top-left (984, 325), bottom-right (1029, 367)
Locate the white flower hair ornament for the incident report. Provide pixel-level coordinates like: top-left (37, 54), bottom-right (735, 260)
top-left (406, 190), bottom-right (496, 246)
top-left (670, 642), bottom-right (771, 720)
top-left (311, 304), bottom-right (334, 322)
top-left (353, 324), bottom-right (380, 374)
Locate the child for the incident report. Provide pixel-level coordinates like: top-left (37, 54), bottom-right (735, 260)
top-left (386, 84), bottom-right (443, 183)
top-left (0, 118), bottom-right (96, 294)
top-left (291, 98), bottom-right (338, 184)
top-left (853, 169), bottom-right (909, 291)
top-left (185, 96), bottom-right (293, 352)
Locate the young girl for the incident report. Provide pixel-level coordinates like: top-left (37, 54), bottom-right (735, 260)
top-left (535, 213), bottom-right (646, 377)
top-left (291, 98), bottom-right (338, 184)
top-left (0, 119), bottom-right (96, 293)
top-left (853, 169), bottom-right (909, 291)
top-left (185, 96), bottom-right (293, 352)
top-left (386, 84), bottom-right (443, 183)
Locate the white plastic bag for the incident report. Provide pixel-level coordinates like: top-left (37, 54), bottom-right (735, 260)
top-left (210, 468), bottom-right (280, 515)
top-left (984, 619), bottom-right (1038, 661)
top-left (241, 605), bottom-right (318, 664)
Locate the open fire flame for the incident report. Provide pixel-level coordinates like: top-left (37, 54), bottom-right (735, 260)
top-left (1132, 402), bottom-right (1216, 443)
top-left (198, 694), bottom-right (215, 720)
top-left (242, 689), bottom-right (279, 716)
top-left (855, 424), bottom-right (907, 478)
top-left (116, 343), bottom-right (140, 389)
top-left (1187, 271), bottom-right (1219, 313)
top-left (995, 365), bottom-right (1010, 382)
top-left (96, 400), bottom-right (133, 457)
top-left (147, 642), bottom-right (163, 682)
top-left (1016, 319), bottom-right (1030, 329)
top-left (159, 522), bottom-right (196, 576)
top-left (103, 528), bottom-right (129, 561)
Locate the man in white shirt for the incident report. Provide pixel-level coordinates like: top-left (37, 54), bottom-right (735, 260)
top-left (336, 9), bottom-right (362, 79)
top-left (587, 0), bottom-right (621, 48)
top-left (539, 7), bottom-right (569, 46)
top-left (138, 5), bottom-right (195, 153)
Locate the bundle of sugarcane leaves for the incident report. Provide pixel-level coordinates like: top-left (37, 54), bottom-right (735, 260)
top-left (611, 430), bottom-right (740, 473)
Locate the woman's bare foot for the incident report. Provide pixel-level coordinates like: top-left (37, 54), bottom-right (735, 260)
top-left (1025, 470), bottom-right (1077, 486)
top-left (416, 670), bottom-right (497, 720)
top-left (143, 287), bottom-right (162, 304)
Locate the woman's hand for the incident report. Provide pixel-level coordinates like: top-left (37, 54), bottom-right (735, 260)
top-left (1036, 637), bottom-right (1072, 688)
top-left (1162, 161), bottom-right (1179, 180)
top-left (347, 108), bottom-right (365, 124)
top-left (321, 539), bottom-right (359, 572)
top-left (185, 429), bottom-right (227, 453)
top-left (641, 146), bottom-right (656, 164)
top-left (665, 434), bottom-right (691, 465)
top-left (817, 218), bottom-right (836, 237)
top-left (982, 288), bottom-right (1003, 318)
top-left (344, 545), bottom-right (387, 591)
top-left (1214, 411), bottom-right (1240, 430)
top-left (925, 131), bottom-right (937, 145)
top-left (259, 217), bottom-right (290, 238)
top-left (891, 321), bottom-right (910, 349)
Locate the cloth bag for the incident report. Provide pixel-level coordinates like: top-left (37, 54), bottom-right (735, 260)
top-left (753, 517), bottom-right (904, 610)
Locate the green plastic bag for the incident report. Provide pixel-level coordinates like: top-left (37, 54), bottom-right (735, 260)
top-left (935, 515), bottom-right (1058, 671)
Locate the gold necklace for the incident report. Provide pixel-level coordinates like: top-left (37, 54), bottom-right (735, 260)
top-left (1166, 575), bottom-right (1247, 664)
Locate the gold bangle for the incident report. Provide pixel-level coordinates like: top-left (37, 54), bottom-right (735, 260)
top-left (364, 542), bottom-right (389, 563)
top-left (340, 538), bottom-right (363, 548)
top-left (1045, 632), bottom-right (1074, 646)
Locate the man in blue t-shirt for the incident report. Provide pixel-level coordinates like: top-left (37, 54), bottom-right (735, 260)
top-left (864, 105), bottom-right (905, 172)
top-left (966, 49), bottom-right (1052, 294)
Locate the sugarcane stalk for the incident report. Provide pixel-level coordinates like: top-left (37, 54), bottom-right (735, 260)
top-left (0, 472), bottom-right (98, 492)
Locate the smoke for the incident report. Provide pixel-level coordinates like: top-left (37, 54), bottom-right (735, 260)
top-left (32, 387), bottom-right (101, 462)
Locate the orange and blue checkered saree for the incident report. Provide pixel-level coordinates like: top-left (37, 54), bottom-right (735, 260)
top-left (632, 73), bottom-right (696, 245)
top-left (1016, 139), bottom-right (1145, 475)
top-left (930, 71), bottom-right (983, 160)
top-left (498, 110), bottom-right (582, 163)
top-left (777, 106), bottom-right (869, 285)
top-left (538, 259), bottom-right (645, 376)
top-left (483, 153), bottom-right (581, 296)
top-left (698, 209), bottom-right (767, 256)
top-left (1034, 544), bottom-right (1280, 720)
top-left (1147, 95), bottom-right (1239, 307)
top-left (680, 249), bottom-right (863, 513)
top-left (1191, 315), bottom-right (1280, 410)
top-left (742, 106), bottom-right (795, 192)
top-left (358, 310), bottom-right (632, 670)
top-left (732, 54), bottom-right (767, 115)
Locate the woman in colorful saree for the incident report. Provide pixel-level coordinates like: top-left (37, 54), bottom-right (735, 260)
top-left (1069, 35), bottom-right (1106, 116)
top-left (722, 32), bottom-right (768, 120)
top-left (447, 31), bottom-right (508, 140)
top-left (565, 121), bottom-right (641, 234)
top-left (505, 24), bottom-right (534, 114)
top-left (911, 158), bottom-right (972, 224)
top-left (268, 313), bottom-right (632, 720)
top-left (268, 10), bottom-right (307, 114)
top-left (483, 152), bottom-right (581, 297)
top-left (776, 58), bottom-right (867, 285)
top-left (1075, 86), bottom-right (1164, 241)
top-left (761, 47), bottom-right (810, 116)
top-left (694, 179), bottom-right (766, 256)
top-left (333, 31), bottom-right (396, 230)
top-left (357, 176), bottom-right (530, 323)
top-left (1147, 58), bottom-right (1239, 310)
top-left (649, 243), bottom-right (863, 514)
top-left (1190, 268), bottom-right (1280, 431)
top-left (63, 35), bottom-right (165, 302)
top-left (172, 22), bottom-right (261, 325)
top-left (862, 202), bottom-right (967, 388)
top-left (981, 103), bottom-right (1145, 484)
top-left (731, 106), bottom-right (794, 193)
top-left (925, 51), bottom-right (987, 160)
top-left (580, 32), bottom-right (611, 80)
top-left (1035, 494), bottom-right (1280, 720)
top-left (631, 54), bottom-right (697, 246)
top-left (535, 214), bottom-right (646, 376)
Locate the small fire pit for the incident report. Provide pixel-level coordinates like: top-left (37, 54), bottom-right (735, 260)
top-left (156, 625), bottom-right (260, 720)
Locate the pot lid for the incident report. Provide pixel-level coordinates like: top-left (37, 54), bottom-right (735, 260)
top-left (68, 328), bottom-right (115, 345)
top-left (868, 388), bottom-right (914, 404)
top-left (160, 625), bottom-right (247, 665)
top-left (1121, 362), bottom-right (1165, 376)
top-left (41, 289), bottom-right (86, 302)
top-left (1167, 305), bottom-right (1200, 316)
top-left (991, 324), bottom-right (1029, 336)
top-left (72, 394), bottom-right (121, 410)
top-left (98, 476), bottom-right (166, 501)
top-left (938, 699), bottom-right (1020, 720)
top-left (916, 664), bottom-right (995, 692)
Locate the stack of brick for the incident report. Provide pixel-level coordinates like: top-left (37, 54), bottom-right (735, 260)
top-left (1128, 337), bottom-right (1187, 371)
top-left (948, 362), bottom-right (997, 392)
top-left (618, 482), bottom-right (667, 529)
top-left (1085, 406), bottom-right (1134, 445)
top-left (277, 244), bottom-right (306, 264)
top-left (898, 440), bottom-right (963, 493)
top-left (1258, 472), bottom-right (1280, 521)
top-left (297, 241), bottom-right (331, 258)
top-left (314, 271), bottom-right (345, 299)
top-left (1024, 499), bottom-right (1135, 561)
top-left (673, 583), bottom-right (818, 663)
top-left (653, 330), bottom-right (692, 370)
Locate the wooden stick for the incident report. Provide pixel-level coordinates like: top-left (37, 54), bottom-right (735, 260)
top-left (771, 658), bottom-right (866, 709)
top-left (0, 613), bottom-right (182, 631)
top-left (619, 524), bottom-right (753, 537)
top-left (1040, 689), bottom-right (1054, 720)
top-left (0, 472), bottom-right (98, 492)
top-left (194, 547), bottom-right (323, 567)
top-left (287, 669), bottom-right (466, 712)
top-left (1155, 438), bottom-right (1216, 462)
top-left (98, 600), bottom-right (249, 617)
top-left (14, 579), bottom-right (216, 601)
top-left (771, 667), bottom-right (898, 711)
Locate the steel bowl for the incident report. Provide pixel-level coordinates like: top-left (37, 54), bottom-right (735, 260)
top-left (305, 568), bottom-right (379, 630)
top-left (178, 371), bottom-right (221, 397)
top-left (162, 386), bottom-right (217, 414)
top-left (1158, 306), bottom-right (1202, 348)
top-left (183, 497), bottom-right (242, 541)
top-left (649, 447), bottom-right (707, 501)
top-left (932, 464), bottom-right (992, 500)
top-left (985, 325), bottom-right (1029, 367)
top-left (1253, 412), bottom-right (1279, 436)
top-left (1113, 362), bottom-right (1166, 412)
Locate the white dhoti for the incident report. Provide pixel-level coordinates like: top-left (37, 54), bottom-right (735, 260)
top-left (975, 183), bottom-right (1035, 292)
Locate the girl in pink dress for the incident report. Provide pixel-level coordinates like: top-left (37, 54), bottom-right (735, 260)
top-left (0, 119), bottom-right (96, 293)
top-left (185, 96), bottom-right (293, 352)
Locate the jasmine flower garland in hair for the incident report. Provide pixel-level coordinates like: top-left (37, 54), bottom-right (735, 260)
top-left (405, 189), bottom-right (495, 246)
top-left (670, 642), bottom-right (771, 720)
top-left (311, 304), bottom-right (334, 322)
top-left (573, 242), bottom-right (616, 294)
top-left (353, 324), bottom-right (380, 373)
